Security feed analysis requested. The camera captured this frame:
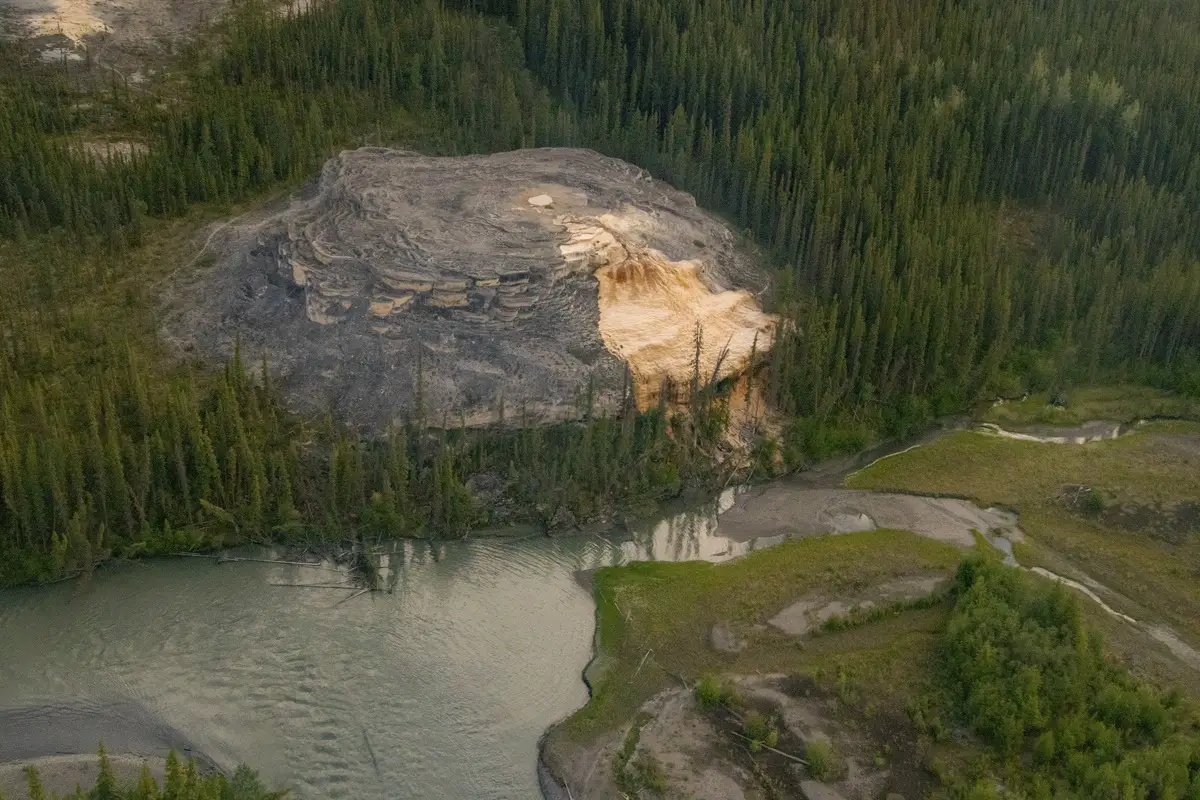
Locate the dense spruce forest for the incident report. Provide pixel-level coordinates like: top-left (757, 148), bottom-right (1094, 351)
top-left (2, 0), bottom-right (1200, 585)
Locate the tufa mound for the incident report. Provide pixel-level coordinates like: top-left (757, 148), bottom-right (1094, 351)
top-left (164, 148), bottom-right (775, 429)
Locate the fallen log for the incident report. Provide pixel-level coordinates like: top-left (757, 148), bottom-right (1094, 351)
top-left (218, 556), bottom-right (340, 570)
top-left (727, 731), bottom-right (809, 766)
top-left (268, 582), bottom-right (358, 590)
top-left (336, 588), bottom-right (372, 605)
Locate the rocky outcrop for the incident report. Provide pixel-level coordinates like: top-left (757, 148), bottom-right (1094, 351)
top-left (164, 147), bottom-right (774, 430)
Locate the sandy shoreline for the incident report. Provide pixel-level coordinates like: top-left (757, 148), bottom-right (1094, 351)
top-left (0, 700), bottom-right (215, 797)
top-left (0, 754), bottom-right (166, 798)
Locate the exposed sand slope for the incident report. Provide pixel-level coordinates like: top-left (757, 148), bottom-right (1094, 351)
top-left (0, 0), bottom-right (227, 45)
top-left (561, 214), bottom-right (775, 408)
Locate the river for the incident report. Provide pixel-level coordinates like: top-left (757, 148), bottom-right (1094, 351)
top-left (0, 491), bottom-right (757, 800)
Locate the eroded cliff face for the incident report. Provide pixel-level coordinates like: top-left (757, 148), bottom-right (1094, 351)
top-left (559, 213), bottom-right (775, 408)
top-left (164, 147), bottom-right (774, 429)
top-left (1, 0), bottom-right (229, 51)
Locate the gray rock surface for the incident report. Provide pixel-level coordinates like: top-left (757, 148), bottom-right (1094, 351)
top-left (801, 780), bottom-right (848, 800)
top-left (164, 147), bottom-right (769, 430)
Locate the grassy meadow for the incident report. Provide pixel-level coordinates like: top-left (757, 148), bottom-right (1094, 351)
top-left (848, 423), bottom-right (1200, 642)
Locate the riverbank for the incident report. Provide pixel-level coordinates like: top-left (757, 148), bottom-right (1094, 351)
top-left (3, 406), bottom-right (1197, 799)
top-left (6, 382), bottom-right (1193, 593)
top-left (539, 530), bottom-right (968, 798)
top-left (539, 416), bottom-right (1200, 798)
top-left (0, 700), bottom-right (217, 800)
top-left (0, 754), bottom-right (165, 799)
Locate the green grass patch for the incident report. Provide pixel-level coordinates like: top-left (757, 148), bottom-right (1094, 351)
top-left (804, 739), bottom-right (842, 781)
top-left (562, 529), bottom-right (962, 739)
top-left (1020, 507), bottom-right (1200, 640)
top-left (847, 423), bottom-right (1200, 508)
top-left (980, 385), bottom-right (1200, 426)
top-left (847, 424), bottom-right (1200, 642)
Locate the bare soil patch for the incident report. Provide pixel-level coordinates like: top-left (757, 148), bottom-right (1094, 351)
top-left (580, 674), bottom-right (940, 800)
top-left (768, 575), bottom-right (950, 637)
top-left (1061, 483), bottom-right (1200, 545)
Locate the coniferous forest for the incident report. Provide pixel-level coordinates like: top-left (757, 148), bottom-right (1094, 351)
top-left (2, 0), bottom-right (1200, 585)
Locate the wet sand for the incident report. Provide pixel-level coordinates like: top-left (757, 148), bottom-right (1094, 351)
top-left (0, 700), bottom-right (210, 764)
top-left (718, 486), bottom-right (1019, 546)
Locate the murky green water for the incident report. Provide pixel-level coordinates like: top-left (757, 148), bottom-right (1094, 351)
top-left (0, 490), bottom-right (752, 800)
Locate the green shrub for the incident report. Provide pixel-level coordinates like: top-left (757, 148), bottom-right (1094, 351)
top-left (695, 675), bottom-right (723, 710)
top-left (743, 710), bottom-right (779, 753)
top-left (805, 739), bottom-right (841, 780)
top-left (942, 555), bottom-right (1200, 795)
top-left (1081, 487), bottom-right (1106, 515)
top-left (821, 613), bottom-right (848, 632)
top-left (628, 755), bottom-right (667, 795)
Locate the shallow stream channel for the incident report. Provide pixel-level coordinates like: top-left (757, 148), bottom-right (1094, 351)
top-left (0, 420), bottom-right (1169, 799)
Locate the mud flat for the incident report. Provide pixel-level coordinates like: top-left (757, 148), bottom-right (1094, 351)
top-left (717, 485), bottom-right (1019, 547)
top-left (978, 419), bottom-right (1128, 443)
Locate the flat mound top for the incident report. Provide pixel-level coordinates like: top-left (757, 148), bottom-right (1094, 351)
top-left (164, 147), bottom-right (773, 429)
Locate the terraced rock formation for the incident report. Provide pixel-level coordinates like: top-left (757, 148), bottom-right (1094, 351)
top-left (165, 147), bottom-right (775, 429)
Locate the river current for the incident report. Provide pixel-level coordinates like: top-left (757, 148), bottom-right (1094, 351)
top-left (0, 491), bottom-right (750, 800)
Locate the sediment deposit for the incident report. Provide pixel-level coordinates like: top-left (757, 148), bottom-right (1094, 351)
top-left (165, 147), bottom-right (774, 429)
